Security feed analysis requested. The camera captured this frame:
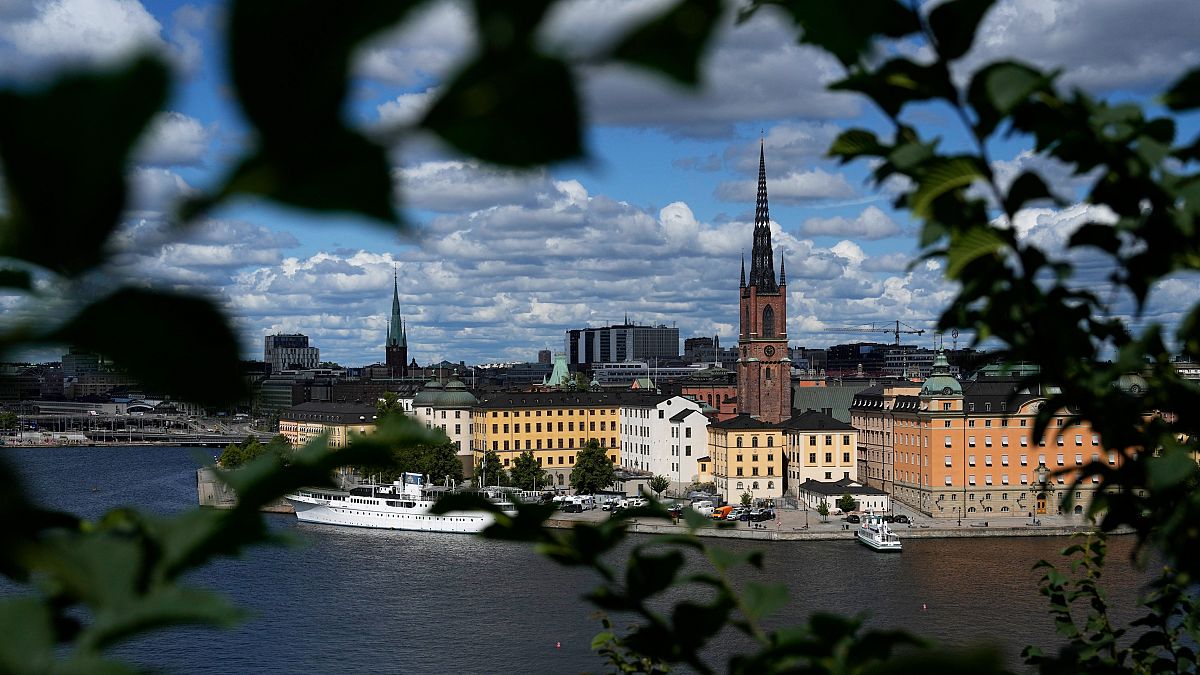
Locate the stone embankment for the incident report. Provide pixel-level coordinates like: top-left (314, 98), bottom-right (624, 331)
top-left (545, 509), bottom-right (1127, 542)
top-left (196, 467), bottom-right (294, 513)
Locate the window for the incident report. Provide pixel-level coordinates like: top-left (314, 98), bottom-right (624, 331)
top-left (736, 482), bottom-right (743, 490)
top-left (1020, 454), bottom-right (1028, 466)
top-left (968, 436), bottom-right (976, 447)
top-left (1001, 454), bottom-right (1009, 466)
top-left (1075, 453), bottom-right (1083, 465)
top-left (767, 437), bottom-right (774, 447)
top-left (685, 428), bottom-right (692, 438)
top-left (1056, 453), bottom-right (1065, 466)
top-left (985, 436), bottom-right (993, 447)
top-left (1001, 475), bottom-right (1009, 485)
top-left (945, 475), bottom-right (952, 485)
top-left (843, 452), bottom-right (850, 463)
top-left (945, 455), bottom-right (952, 467)
top-left (825, 452), bottom-right (832, 463)
top-left (984, 455), bottom-right (992, 466)
top-left (825, 435), bottom-right (832, 445)
top-left (969, 474), bottom-right (976, 485)
top-left (944, 435), bottom-right (952, 448)
top-left (944, 403), bottom-right (952, 410)
top-left (985, 475), bottom-right (993, 485)
top-left (968, 455), bottom-right (976, 466)
top-left (737, 437), bottom-right (743, 448)
top-left (1001, 436), bottom-right (1009, 447)
top-left (809, 452), bottom-right (816, 463)
top-left (808, 436), bottom-right (816, 446)
top-left (842, 435), bottom-right (850, 445)
top-left (752, 436), bottom-right (759, 448)
top-left (1020, 436), bottom-right (1028, 447)
top-left (736, 467), bottom-right (743, 476)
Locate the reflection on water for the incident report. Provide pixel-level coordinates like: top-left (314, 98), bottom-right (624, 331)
top-left (2, 446), bottom-right (1158, 673)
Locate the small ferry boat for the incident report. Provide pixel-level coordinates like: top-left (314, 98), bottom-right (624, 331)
top-left (286, 473), bottom-right (516, 534)
top-left (855, 514), bottom-right (902, 552)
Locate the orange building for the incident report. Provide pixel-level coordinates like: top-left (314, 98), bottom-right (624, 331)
top-left (850, 353), bottom-right (1119, 519)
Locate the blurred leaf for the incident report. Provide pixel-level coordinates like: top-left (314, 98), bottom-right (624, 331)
top-left (946, 227), bottom-right (1007, 278)
top-left (218, 0), bottom-right (414, 224)
top-left (81, 587), bottom-right (242, 651)
top-left (1145, 449), bottom-right (1197, 491)
top-left (50, 288), bottom-right (244, 407)
top-left (1069, 223), bottom-right (1122, 254)
top-left (1004, 170), bottom-right (1056, 213)
top-left (742, 582), bottom-right (787, 622)
top-left (833, 58), bottom-right (957, 117)
top-left (829, 128), bottom-right (886, 161)
top-left (750, 0), bottom-right (920, 66)
top-left (0, 597), bottom-right (55, 674)
top-left (626, 550), bottom-right (684, 598)
top-left (0, 268), bottom-right (31, 290)
top-left (968, 61), bottom-right (1051, 136)
top-left (928, 0), bottom-right (995, 60)
top-left (910, 156), bottom-right (986, 217)
top-left (611, 0), bottom-right (722, 86)
top-left (0, 55), bottom-right (168, 276)
top-left (423, 50), bottom-right (582, 166)
top-left (1162, 67), bottom-right (1200, 111)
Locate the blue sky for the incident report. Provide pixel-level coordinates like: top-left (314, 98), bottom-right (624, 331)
top-left (2, 0), bottom-right (1198, 367)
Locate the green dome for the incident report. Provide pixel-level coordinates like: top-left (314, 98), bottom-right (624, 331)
top-left (920, 351), bottom-right (962, 397)
top-left (413, 378), bottom-right (477, 408)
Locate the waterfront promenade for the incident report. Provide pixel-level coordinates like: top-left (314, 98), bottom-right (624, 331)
top-left (549, 506), bottom-right (1117, 541)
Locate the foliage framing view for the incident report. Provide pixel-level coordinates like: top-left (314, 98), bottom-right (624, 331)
top-left (0, 0), bottom-right (1196, 672)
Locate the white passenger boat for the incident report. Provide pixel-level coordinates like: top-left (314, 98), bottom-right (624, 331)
top-left (855, 514), bottom-right (902, 552)
top-left (286, 473), bottom-right (515, 534)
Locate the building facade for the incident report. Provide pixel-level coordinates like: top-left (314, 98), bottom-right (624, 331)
top-left (737, 143), bottom-right (791, 424)
top-left (566, 322), bottom-right (680, 368)
top-left (278, 402), bottom-right (378, 448)
top-left (708, 414), bottom-right (785, 504)
top-left (781, 410), bottom-right (859, 491)
top-left (471, 391), bottom-right (650, 488)
top-left (850, 353), bottom-right (1117, 519)
top-left (264, 334), bottom-right (319, 375)
top-left (618, 395), bottom-right (708, 493)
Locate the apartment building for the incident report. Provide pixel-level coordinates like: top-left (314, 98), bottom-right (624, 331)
top-left (278, 402), bottom-right (378, 448)
top-left (618, 394), bottom-right (708, 493)
top-left (708, 414), bottom-right (785, 504)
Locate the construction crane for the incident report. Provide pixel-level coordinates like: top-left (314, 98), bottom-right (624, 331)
top-left (822, 320), bottom-right (926, 345)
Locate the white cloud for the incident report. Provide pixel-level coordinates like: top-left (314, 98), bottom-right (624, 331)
top-left (133, 111), bottom-right (210, 166)
top-left (799, 206), bottom-right (902, 240)
top-left (715, 168), bottom-right (855, 204)
top-left (0, 0), bottom-right (165, 74)
top-left (398, 160), bottom-right (554, 212)
top-left (126, 167), bottom-right (195, 215)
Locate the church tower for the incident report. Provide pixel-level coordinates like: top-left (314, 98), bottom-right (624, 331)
top-left (385, 270), bottom-right (408, 377)
top-left (737, 142), bottom-right (791, 423)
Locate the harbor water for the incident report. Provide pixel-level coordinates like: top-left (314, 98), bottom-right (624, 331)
top-left (1, 445), bottom-right (1159, 674)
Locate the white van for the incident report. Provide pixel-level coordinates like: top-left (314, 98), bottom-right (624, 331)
top-left (690, 500), bottom-right (715, 516)
top-left (570, 495), bottom-right (595, 510)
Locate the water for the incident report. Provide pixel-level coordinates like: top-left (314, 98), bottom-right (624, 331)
top-left (2, 446), bottom-right (1159, 673)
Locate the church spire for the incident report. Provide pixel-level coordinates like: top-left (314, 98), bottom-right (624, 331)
top-left (779, 255), bottom-right (786, 285)
top-left (749, 139), bottom-right (778, 292)
top-left (740, 253), bottom-right (746, 288)
top-left (388, 267), bottom-right (404, 348)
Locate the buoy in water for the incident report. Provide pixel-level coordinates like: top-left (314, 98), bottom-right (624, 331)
top-left (556, 641), bottom-right (561, 649)
top-left (922, 603), bottom-right (928, 611)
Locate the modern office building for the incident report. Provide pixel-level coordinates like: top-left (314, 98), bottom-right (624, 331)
top-left (264, 334), bottom-right (319, 375)
top-left (566, 322), bottom-right (679, 368)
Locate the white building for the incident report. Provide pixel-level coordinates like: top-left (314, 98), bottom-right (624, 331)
top-left (411, 379), bottom-right (476, 476)
top-left (619, 395), bottom-right (708, 494)
top-left (796, 477), bottom-right (891, 514)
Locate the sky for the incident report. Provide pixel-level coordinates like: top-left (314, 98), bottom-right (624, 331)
top-left (1, 0), bottom-right (1198, 368)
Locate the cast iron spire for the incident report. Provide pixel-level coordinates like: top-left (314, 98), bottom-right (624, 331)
top-left (749, 140), bottom-right (778, 292)
top-left (740, 253), bottom-right (746, 287)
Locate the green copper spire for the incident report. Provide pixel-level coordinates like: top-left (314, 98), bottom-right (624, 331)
top-left (388, 268), bottom-right (405, 348)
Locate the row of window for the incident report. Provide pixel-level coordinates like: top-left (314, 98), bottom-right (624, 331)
top-left (480, 437), bottom-right (618, 451)
top-left (487, 421), bottom-right (610, 434)
top-left (485, 408), bottom-right (617, 417)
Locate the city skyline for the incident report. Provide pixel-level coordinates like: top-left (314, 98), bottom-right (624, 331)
top-left (1, 0), bottom-right (1197, 366)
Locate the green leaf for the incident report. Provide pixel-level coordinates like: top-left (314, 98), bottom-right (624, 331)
top-left (0, 55), bottom-right (168, 276)
top-left (1004, 170), bottom-right (1056, 213)
top-left (423, 50), bottom-right (583, 166)
top-left (0, 597), bottom-right (55, 674)
top-left (829, 128), bottom-right (886, 162)
top-left (1145, 448), bottom-right (1198, 490)
top-left (590, 630), bottom-right (615, 650)
top-left (1162, 66), bottom-right (1200, 111)
top-left (610, 0), bottom-right (723, 86)
top-left (910, 156), bottom-right (986, 217)
top-left (751, 0), bottom-right (920, 67)
top-left (832, 58), bottom-right (957, 117)
top-left (946, 227), bottom-right (1007, 278)
top-left (967, 61), bottom-right (1051, 136)
top-left (742, 581), bottom-right (788, 622)
top-left (81, 587), bottom-right (242, 651)
top-left (682, 506), bottom-right (712, 530)
top-left (928, 0), bottom-right (996, 60)
top-left (626, 550), bottom-right (684, 598)
top-left (50, 288), bottom-right (245, 407)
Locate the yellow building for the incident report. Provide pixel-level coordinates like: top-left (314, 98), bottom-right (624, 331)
top-left (850, 353), bottom-right (1121, 519)
top-left (278, 402), bottom-right (378, 448)
top-left (781, 410), bottom-right (859, 489)
top-left (708, 414), bottom-right (785, 503)
top-left (472, 392), bottom-right (654, 488)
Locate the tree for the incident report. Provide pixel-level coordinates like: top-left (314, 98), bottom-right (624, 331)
top-left (569, 439), bottom-right (615, 494)
top-left (649, 475), bottom-right (670, 497)
top-left (837, 494), bottom-right (857, 514)
top-left (0, 412), bottom-right (17, 432)
top-left (421, 442), bottom-right (464, 487)
top-left (817, 502), bottom-right (830, 522)
top-left (740, 492), bottom-right (753, 507)
top-left (510, 451), bottom-right (548, 491)
top-left (376, 392), bottom-right (405, 419)
top-left (475, 449), bottom-right (507, 487)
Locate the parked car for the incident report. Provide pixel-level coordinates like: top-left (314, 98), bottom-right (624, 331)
top-left (667, 506), bottom-right (683, 519)
top-left (726, 508), bottom-right (747, 521)
top-left (845, 514), bottom-right (861, 524)
top-left (882, 514), bottom-right (895, 523)
top-left (562, 502), bottom-right (583, 513)
top-left (711, 505), bottom-right (734, 520)
top-left (893, 514), bottom-right (910, 524)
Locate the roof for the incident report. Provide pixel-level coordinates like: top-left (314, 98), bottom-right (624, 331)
top-left (796, 478), bottom-right (888, 497)
top-left (413, 378), bottom-right (478, 408)
top-left (669, 409), bottom-right (702, 423)
top-left (280, 402), bottom-right (379, 425)
top-left (476, 391), bottom-right (665, 409)
top-left (779, 410), bottom-right (855, 431)
top-left (709, 413), bottom-right (780, 430)
top-left (789, 383), bottom-right (872, 423)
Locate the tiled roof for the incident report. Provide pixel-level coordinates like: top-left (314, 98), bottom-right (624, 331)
top-left (281, 402), bottom-right (379, 425)
top-left (779, 410), bottom-right (855, 431)
top-left (476, 391), bottom-right (665, 409)
top-left (709, 413), bottom-right (780, 430)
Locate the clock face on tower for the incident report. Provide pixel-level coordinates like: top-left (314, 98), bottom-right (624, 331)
top-left (763, 345), bottom-right (776, 357)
